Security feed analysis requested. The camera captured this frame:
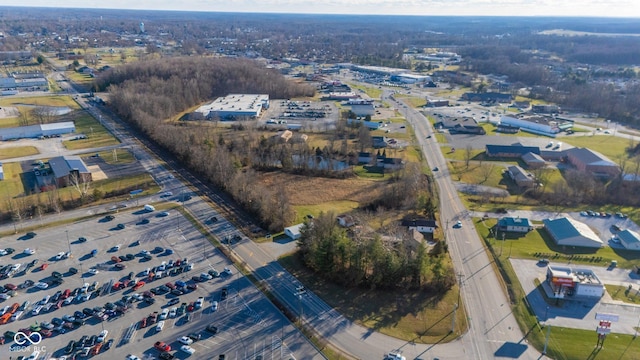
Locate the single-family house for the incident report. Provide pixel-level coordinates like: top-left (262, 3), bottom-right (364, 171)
top-left (401, 218), bottom-right (438, 233)
top-left (358, 152), bottom-right (373, 165)
top-left (497, 217), bottom-right (533, 233)
top-left (506, 165), bottom-right (535, 188)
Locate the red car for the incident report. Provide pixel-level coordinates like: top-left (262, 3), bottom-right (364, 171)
top-left (61, 289), bottom-right (71, 299)
top-left (154, 341), bottom-right (171, 352)
top-left (143, 291), bottom-right (154, 298)
top-left (111, 256), bottom-right (122, 263)
top-left (3, 284), bottom-right (17, 291)
top-left (39, 329), bottom-right (52, 338)
top-left (139, 317), bottom-right (147, 329)
top-left (132, 281), bottom-right (145, 291)
top-left (40, 263), bottom-right (49, 271)
top-left (165, 282), bottom-right (176, 290)
top-left (187, 303), bottom-right (195, 312)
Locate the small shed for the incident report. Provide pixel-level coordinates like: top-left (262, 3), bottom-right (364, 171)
top-left (284, 223), bottom-right (305, 240)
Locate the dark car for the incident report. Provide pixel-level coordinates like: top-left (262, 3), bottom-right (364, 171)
top-left (221, 288), bottom-right (228, 300)
top-left (74, 310), bottom-right (86, 319)
top-left (187, 333), bottom-right (201, 342)
top-left (119, 255), bottom-right (127, 262)
top-left (153, 246), bottom-right (164, 253)
top-left (125, 254), bottom-right (135, 261)
top-left (159, 352), bottom-right (175, 360)
top-left (205, 324), bottom-right (218, 334)
top-left (145, 297), bottom-right (156, 304)
top-left (104, 338), bottom-right (114, 351)
top-left (65, 340), bottom-right (76, 354)
top-left (105, 215), bottom-right (115, 221)
top-left (51, 290), bottom-right (62, 302)
top-left (114, 263), bottom-right (126, 270)
top-left (52, 271), bottom-right (63, 279)
top-left (26, 231), bottom-right (37, 238)
top-left (69, 267), bottom-right (78, 275)
top-left (72, 318), bottom-right (86, 326)
top-left (143, 254), bottom-right (153, 261)
top-left (52, 317), bottom-right (64, 326)
top-left (116, 223), bottom-right (125, 230)
top-left (82, 308), bottom-right (93, 316)
top-left (171, 289), bottom-right (183, 296)
top-left (77, 237), bottom-right (87, 243)
top-left (208, 269), bottom-right (219, 278)
top-left (191, 276), bottom-right (201, 283)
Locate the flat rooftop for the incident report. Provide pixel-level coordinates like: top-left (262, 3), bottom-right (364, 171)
top-left (548, 265), bottom-right (602, 285)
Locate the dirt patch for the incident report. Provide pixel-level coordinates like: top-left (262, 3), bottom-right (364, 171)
top-left (258, 172), bottom-right (384, 206)
top-left (0, 106), bottom-right (19, 118)
top-left (87, 165), bottom-right (107, 181)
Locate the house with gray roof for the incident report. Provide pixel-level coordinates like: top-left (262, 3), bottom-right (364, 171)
top-left (49, 155), bottom-right (92, 188)
top-left (506, 165), bottom-right (534, 188)
top-left (543, 217), bottom-right (603, 248)
top-left (521, 152), bottom-right (546, 169)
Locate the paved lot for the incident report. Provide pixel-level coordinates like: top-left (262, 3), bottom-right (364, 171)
top-left (510, 258), bottom-right (640, 335)
top-left (0, 208), bottom-right (298, 360)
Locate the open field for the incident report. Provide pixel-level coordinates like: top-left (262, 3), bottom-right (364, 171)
top-left (349, 84), bottom-right (382, 99)
top-left (0, 95), bottom-right (81, 109)
top-left (280, 253), bottom-right (467, 344)
top-left (65, 71), bottom-right (95, 86)
top-left (562, 135), bottom-right (629, 160)
top-left (88, 148), bottom-right (135, 165)
top-left (0, 162), bottom-right (27, 197)
top-left (62, 112), bottom-right (120, 149)
top-left (0, 145), bottom-right (39, 159)
top-left (293, 200), bottom-right (359, 224)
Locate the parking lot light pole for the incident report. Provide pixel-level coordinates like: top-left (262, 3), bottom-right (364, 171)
top-left (65, 228), bottom-right (71, 255)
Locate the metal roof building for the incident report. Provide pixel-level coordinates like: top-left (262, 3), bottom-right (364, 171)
top-left (0, 121), bottom-right (75, 140)
top-left (191, 94), bottom-right (269, 120)
top-left (615, 229), bottom-right (640, 251)
top-left (543, 217), bottom-right (603, 248)
top-left (48, 155), bottom-right (92, 188)
top-left (284, 223), bottom-right (305, 240)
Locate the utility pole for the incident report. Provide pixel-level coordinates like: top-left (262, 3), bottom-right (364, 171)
top-left (635, 315), bottom-right (640, 338)
top-left (451, 303), bottom-right (458, 333)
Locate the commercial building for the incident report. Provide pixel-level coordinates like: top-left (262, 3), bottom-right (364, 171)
top-left (426, 99), bottom-right (449, 107)
top-left (390, 73), bottom-right (432, 84)
top-left (0, 162), bottom-right (4, 181)
top-left (546, 265), bottom-right (604, 298)
top-left (565, 147), bottom-right (620, 179)
top-left (521, 152), bottom-right (546, 169)
top-left (543, 217), bottom-right (603, 248)
top-left (615, 229), bottom-right (640, 251)
top-left (485, 144), bottom-right (540, 158)
top-left (462, 92), bottom-right (512, 103)
top-left (190, 94), bottom-right (269, 120)
top-left (499, 114), bottom-right (573, 137)
top-left (497, 217), bottom-right (532, 233)
top-left (49, 155), bottom-right (92, 188)
top-left (0, 121), bottom-right (76, 141)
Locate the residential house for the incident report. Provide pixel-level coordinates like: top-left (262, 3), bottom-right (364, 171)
top-left (381, 157), bottom-right (404, 170)
top-left (497, 217), bottom-right (533, 233)
top-left (506, 165), bottom-right (535, 188)
top-left (284, 223), bottom-right (305, 240)
top-left (401, 218), bottom-right (438, 233)
top-left (358, 152), bottom-right (373, 165)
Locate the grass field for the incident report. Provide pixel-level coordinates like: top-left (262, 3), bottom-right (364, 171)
top-left (562, 135), bottom-right (629, 160)
top-left (91, 148), bottom-right (135, 165)
top-left (0, 162), bottom-right (27, 197)
top-left (349, 84), bottom-right (382, 99)
top-left (605, 284), bottom-right (640, 304)
top-left (0, 146), bottom-right (39, 160)
top-left (279, 253), bottom-right (467, 344)
top-left (62, 112), bottom-right (120, 150)
top-left (293, 201), bottom-right (359, 224)
top-left (448, 161), bottom-right (508, 188)
top-left (0, 95), bottom-right (81, 109)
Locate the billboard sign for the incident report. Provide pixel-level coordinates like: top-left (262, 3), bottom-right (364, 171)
top-left (595, 313), bottom-right (619, 322)
top-left (551, 276), bottom-right (574, 286)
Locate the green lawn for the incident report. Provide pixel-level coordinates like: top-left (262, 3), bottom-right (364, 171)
top-left (293, 201), bottom-right (359, 224)
top-left (65, 71), bottom-right (95, 86)
top-left (62, 112), bottom-right (120, 150)
top-left (90, 148), bottom-right (135, 165)
top-left (349, 84), bottom-right (382, 99)
top-left (0, 162), bottom-right (27, 197)
top-left (0, 95), bottom-right (81, 109)
top-left (0, 146), bottom-right (39, 160)
top-left (448, 161), bottom-right (507, 188)
top-left (562, 135), bottom-right (628, 161)
top-left (605, 284), bottom-right (640, 304)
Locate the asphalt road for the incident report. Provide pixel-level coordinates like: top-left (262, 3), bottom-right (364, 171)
top-left (389, 92), bottom-right (544, 360)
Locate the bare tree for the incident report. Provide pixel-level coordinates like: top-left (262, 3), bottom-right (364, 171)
top-left (464, 144), bottom-right (473, 169)
top-left (68, 172), bottom-right (92, 203)
top-left (479, 164), bottom-right (495, 184)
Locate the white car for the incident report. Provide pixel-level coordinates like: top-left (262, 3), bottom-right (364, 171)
top-left (126, 356), bottom-right (141, 360)
top-left (111, 244), bottom-right (121, 251)
top-left (142, 268), bottom-right (151, 276)
top-left (89, 268), bottom-right (99, 275)
top-left (23, 248), bottom-right (36, 255)
top-left (159, 308), bottom-right (169, 320)
top-left (0, 249), bottom-right (7, 256)
top-left (63, 296), bottom-right (74, 305)
top-left (223, 267), bottom-right (233, 275)
top-left (0, 294), bottom-right (11, 300)
top-left (169, 307), bottom-right (177, 318)
top-left (81, 283), bottom-right (90, 293)
top-left (36, 282), bottom-right (49, 289)
top-left (195, 297), bottom-right (204, 309)
top-left (211, 301), bottom-right (218, 311)
top-left (155, 320), bottom-right (165, 332)
top-left (162, 191), bottom-right (173, 197)
top-left (97, 329), bottom-right (108, 342)
top-left (25, 350), bottom-right (40, 360)
top-left (180, 345), bottom-right (195, 355)
top-left (133, 293), bottom-right (144, 301)
top-left (0, 305), bottom-right (10, 315)
top-left (55, 252), bottom-right (65, 260)
top-left (139, 250), bottom-right (149, 256)
top-left (178, 336), bottom-right (193, 345)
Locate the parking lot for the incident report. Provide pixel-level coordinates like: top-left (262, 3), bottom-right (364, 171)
top-left (0, 208), bottom-right (298, 360)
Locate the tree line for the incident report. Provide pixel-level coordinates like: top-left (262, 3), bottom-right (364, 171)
top-left (297, 212), bottom-right (455, 291)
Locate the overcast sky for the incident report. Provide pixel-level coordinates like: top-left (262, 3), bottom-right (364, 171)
top-left (0, 0), bottom-right (638, 18)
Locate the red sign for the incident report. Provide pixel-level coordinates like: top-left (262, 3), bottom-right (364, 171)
top-left (551, 276), bottom-right (574, 286)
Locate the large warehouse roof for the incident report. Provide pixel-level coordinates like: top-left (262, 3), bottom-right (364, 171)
top-left (543, 217), bottom-right (603, 248)
top-left (49, 155), bottom-right (90, 178)
top-left (193, 94), bottom-right (269, 119)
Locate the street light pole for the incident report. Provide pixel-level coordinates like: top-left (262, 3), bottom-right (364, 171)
top-left (542, 306), bottom-right (550, 355)
top-left (634, 315), bottom-right (640, 338)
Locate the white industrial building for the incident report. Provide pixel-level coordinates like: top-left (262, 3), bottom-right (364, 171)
top-left (190, 94), bottom-right (269, 120)
top-left (0, 162), bottom-right (4, 181)
top-left (615, 229), bottom-right (640, 250)
top-left (500, 115), bottom-right (573, 137)
top-left (543, 217), bottom-right (603, 248)
top-left (0, 121), bottom-right (76, 140)
top-left (546, 265), bottom-right (604, 298)
top-left (390, 73), bottom-right (432, 84)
